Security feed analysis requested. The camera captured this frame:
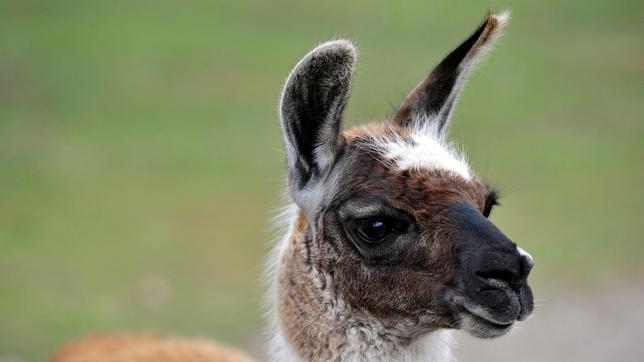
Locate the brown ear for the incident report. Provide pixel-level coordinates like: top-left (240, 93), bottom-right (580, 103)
top-left (391, 11), bottom-right (510, 133)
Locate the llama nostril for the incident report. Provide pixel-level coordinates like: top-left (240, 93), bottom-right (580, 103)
top-left (475, 269), bottom-right (517, 289)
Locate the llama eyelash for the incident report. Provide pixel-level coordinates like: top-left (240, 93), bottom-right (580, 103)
top-left (483, 189), bottom-right (501, 217)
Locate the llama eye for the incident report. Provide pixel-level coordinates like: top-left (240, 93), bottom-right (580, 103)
top-left (349, 216), bottom-right (408, 246)
top-left (338, 196), bottom-right (414, 251)
top-left (357, 219), bottom-right (390, 243)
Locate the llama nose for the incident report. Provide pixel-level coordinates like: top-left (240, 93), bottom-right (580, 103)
top-left (474, 250), bottom-right (529, 290)
top-left (446, 203), bottom-right (533, 290)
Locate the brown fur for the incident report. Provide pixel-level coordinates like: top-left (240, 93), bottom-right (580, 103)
top-left (50, 333), bottom-right (254, 362)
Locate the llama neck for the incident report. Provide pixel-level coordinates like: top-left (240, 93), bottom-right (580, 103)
top-left (266, 206), bottom-right (455, 362)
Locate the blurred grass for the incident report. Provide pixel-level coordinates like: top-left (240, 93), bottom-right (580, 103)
top-left (0, 0), bottom-right (642, 360)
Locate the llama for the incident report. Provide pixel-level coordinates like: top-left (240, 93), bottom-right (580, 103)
top-left (51, 10), bottom-right (533, 362)
top-left (267, 10), bottom-right (533, 362)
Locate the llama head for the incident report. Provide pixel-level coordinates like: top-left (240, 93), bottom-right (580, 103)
top-left (278, 11), bottom-right (533, 342)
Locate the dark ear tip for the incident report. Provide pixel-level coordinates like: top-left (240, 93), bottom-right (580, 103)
top-left (299, 39), bottom-right (357, 72)
top-left (313, 39), bottom-right (357, 59)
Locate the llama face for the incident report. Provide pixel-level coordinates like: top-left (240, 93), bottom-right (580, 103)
top-left (278, 12), bottom-right (533, 343)
top-left (328, 125), bottom-right (533, 338)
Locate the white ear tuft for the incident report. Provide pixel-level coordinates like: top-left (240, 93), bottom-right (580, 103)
top-left (492, 10), bottom-right (511, 28)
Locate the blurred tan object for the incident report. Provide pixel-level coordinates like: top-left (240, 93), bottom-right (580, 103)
top-left (50, 332), bottom-right (255, 362)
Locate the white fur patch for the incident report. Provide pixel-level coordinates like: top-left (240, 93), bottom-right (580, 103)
top-left (372, 123), bottom-right (471, 180)
top-left (399, 330), bottom-right (455, 362)
top-left (495, 10), bottom-right (511, 28)
top-left (517, 246), bottom-right (534, 265)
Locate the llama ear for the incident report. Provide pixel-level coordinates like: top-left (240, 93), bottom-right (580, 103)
top-left (280, 40), bottom-right (356, 192)
top-left (391, 11), bottom-right (510, 133)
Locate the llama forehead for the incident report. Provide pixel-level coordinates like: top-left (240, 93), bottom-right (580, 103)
top-left (347, 123), bottom-right (472, 180)
top-left (378, 132), bottom-right (471, 179)
top-left (339, 128), bottom-right (489, 218)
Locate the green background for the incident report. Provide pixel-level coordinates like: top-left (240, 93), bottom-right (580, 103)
top-left (1, 0), bottom-right (642, 360)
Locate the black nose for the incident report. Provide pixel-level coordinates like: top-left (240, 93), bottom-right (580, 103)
top-left (446, 203), bottom-right (534, 291)
top-left (447, 203), bottom-right (535, 324)
top-left (474, 250), bottom-right (532, 290)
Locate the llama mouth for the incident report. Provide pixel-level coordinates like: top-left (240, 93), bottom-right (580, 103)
top-left (460, 308), bottom-right (515, 338)
top-left (446, 288), bottom-right (523, 338)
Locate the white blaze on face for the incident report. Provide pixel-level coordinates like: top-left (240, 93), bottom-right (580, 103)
top-left (376, 130), bottom-right (471, 180)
